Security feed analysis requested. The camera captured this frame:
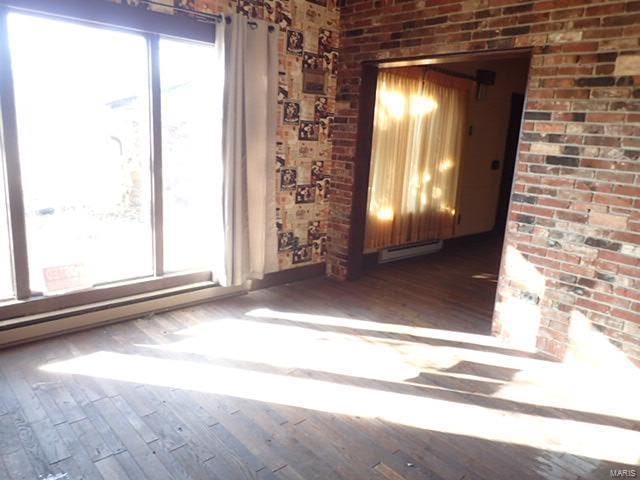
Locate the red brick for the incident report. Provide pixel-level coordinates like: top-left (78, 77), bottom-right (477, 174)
top-left (335, 0), bottom-right (640, 363)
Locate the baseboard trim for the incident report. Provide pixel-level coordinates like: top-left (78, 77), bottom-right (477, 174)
top-left (0, 263), bottom-right (327, 349)
top-left (0, 284), bottom-right (247, 349)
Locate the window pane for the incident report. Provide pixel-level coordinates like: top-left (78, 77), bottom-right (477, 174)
top-left (8, 13), bottom-right (153, 294)
top-left (160, 38), bottom-right (223, 274)
top-left (0, 148), bottom-right (13, 301)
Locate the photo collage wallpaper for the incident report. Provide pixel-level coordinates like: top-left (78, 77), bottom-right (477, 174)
top-left (118, 0), bottom-right (340, 271)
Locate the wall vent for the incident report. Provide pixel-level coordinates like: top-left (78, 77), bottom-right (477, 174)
top-left (378, 240), bottom-right (443, 263)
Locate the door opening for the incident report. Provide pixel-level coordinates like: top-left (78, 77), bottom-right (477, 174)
top-left (350, 50), bottom-right (531, 330)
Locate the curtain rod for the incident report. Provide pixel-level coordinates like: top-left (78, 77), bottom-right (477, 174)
top-left (138, 1), bottom-right (275, 30)
top-left (426, 66), bottom-right (477, 83)
top-left (137, 0), bottom-right (222, 22)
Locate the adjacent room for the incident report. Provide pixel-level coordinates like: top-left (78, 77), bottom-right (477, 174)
top-left (0, 0), bottom-right (639, 479)
top-left (357, 54), bottom-right (531, 317)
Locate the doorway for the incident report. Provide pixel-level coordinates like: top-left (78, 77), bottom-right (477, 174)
top-left (350, 50), bottom-right (531, 327)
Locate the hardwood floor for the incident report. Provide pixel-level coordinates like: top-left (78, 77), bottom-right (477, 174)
top-left (0, 234), bottom-right (638, 480)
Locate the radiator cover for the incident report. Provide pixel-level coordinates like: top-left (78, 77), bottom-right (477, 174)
top-left (378, 240), bottom-right (443, 263)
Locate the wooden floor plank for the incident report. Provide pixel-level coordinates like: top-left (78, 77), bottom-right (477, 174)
top-left (70, 399), bottom-right (127, 460)
top-left (0, 370), bottom-right (20, 416)
top-left (147, 439), bottom-right (197, 480)
top-left (27, 376), bottom-right (67, 427)
top-left (2, 445), bottom-right (39, 480)
top-left (141, 410), bottom-right (188, 452)
top-left (69, 416), bottom-right (116, 462)
top-left (29, 417), bottom-right (71, 464)
top-left (172, 442), bottom-right (221, 480)
top-left (212, 409), bottom-right (289, 473)
top-left (94, 452), bottom-right (134, 480)
top-left (13, 410), bottom-right (62, 478)
top-left (55, 420), bottom-right (104, 480)
top-left (111, 394), bottom-right (159, 444)
top-left (112, 450), bottom-right (152, 480)
top-left (0, 234), bottom-right (636, 480)
top-left (3, 371), bottom-right (47, 424)
top-left (92, 396), bottom-right (174, 479)
top-left (0, 414), bottom-right (20, 457)
top-left (0, 454), bottom-right (9, 480)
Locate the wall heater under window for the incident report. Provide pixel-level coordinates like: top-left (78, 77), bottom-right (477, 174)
top-left (378, 240), bottom-right (443, 263)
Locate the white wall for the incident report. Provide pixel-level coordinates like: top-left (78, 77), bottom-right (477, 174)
top-left (452, 58), bottom-right (530, 238)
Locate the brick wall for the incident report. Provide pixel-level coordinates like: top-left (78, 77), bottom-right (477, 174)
top-left (329, 0), bottom-right (640, 364)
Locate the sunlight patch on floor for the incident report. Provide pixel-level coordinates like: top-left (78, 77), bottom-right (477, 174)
top-left (40, 350), bottom-right (640, 465)
top-left (245, 307), bottom-right (519, 350)
top-left (135, 318), bottom-right (514, 385)
top-left (138, 314), bottom-right (640, 422)
top-left (496, 310), bottom-right (640, 422)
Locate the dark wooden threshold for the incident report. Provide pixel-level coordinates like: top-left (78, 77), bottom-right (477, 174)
top-left (363, 252), bottom-right (379, 270)
top-left (250, 262), bottom-right (326, 290)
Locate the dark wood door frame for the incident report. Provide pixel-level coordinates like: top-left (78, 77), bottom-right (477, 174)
top-left (346, 48), bottom-right (533, 280)
top-left (495, 92), bottom-right (526, 232)
top-left (346, 63), bottom-right (378, 280)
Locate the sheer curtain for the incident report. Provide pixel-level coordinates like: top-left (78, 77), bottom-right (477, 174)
top-left (364, 69), bottom-right (470, 252)
top-left (218, 15), bottom-right (279, 286)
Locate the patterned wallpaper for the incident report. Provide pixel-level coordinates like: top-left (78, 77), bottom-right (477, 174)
top-left (118, 0), bottom-right (339, 271)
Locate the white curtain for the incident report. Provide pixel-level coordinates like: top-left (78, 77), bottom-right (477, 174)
top-left (219, 15), bottom-right (279, 287)
top-left (210, 18), bottom-right (227, 285)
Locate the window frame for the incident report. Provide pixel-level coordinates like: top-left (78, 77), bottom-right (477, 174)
top-left (0, 0), bottom-right (219, 321)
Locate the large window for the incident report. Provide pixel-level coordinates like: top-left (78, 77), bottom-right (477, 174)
top-left (9, 13), bottom-right (153, 292)
top-left (0, 4), bottom-right (222, 316)
top-left (160, 38), bottom-right (223, 273)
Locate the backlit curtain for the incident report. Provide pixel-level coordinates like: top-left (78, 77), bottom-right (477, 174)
top-left (364, 69), bottom-right (470, 252)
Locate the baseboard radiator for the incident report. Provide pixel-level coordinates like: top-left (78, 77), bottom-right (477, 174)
top-left (378, 240), bottom-right (443, 263)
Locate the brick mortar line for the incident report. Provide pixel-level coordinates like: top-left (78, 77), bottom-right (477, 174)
top-left (521, 113), bottom-right (640, 116)
top-left (511, 220), bottom-right (640, 245)
top-left (508, 235), bottom-right (640, 275)
top-left (521, 137), bottom-right (640, 144)
top-left (341, 4), bottom-right (634, 28)
top-left (512, 195), bottom-right (640, 210)
top-left (511, 208), bottom-right (640, 230)
top-left (517, 172), bottom-right (640, 182)
top-left (345, 27), bottom-right (640, 42)
top-left (515, 171), bottom-right (640, 190)
top-left (523, 174), bottom-right (639, 184)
